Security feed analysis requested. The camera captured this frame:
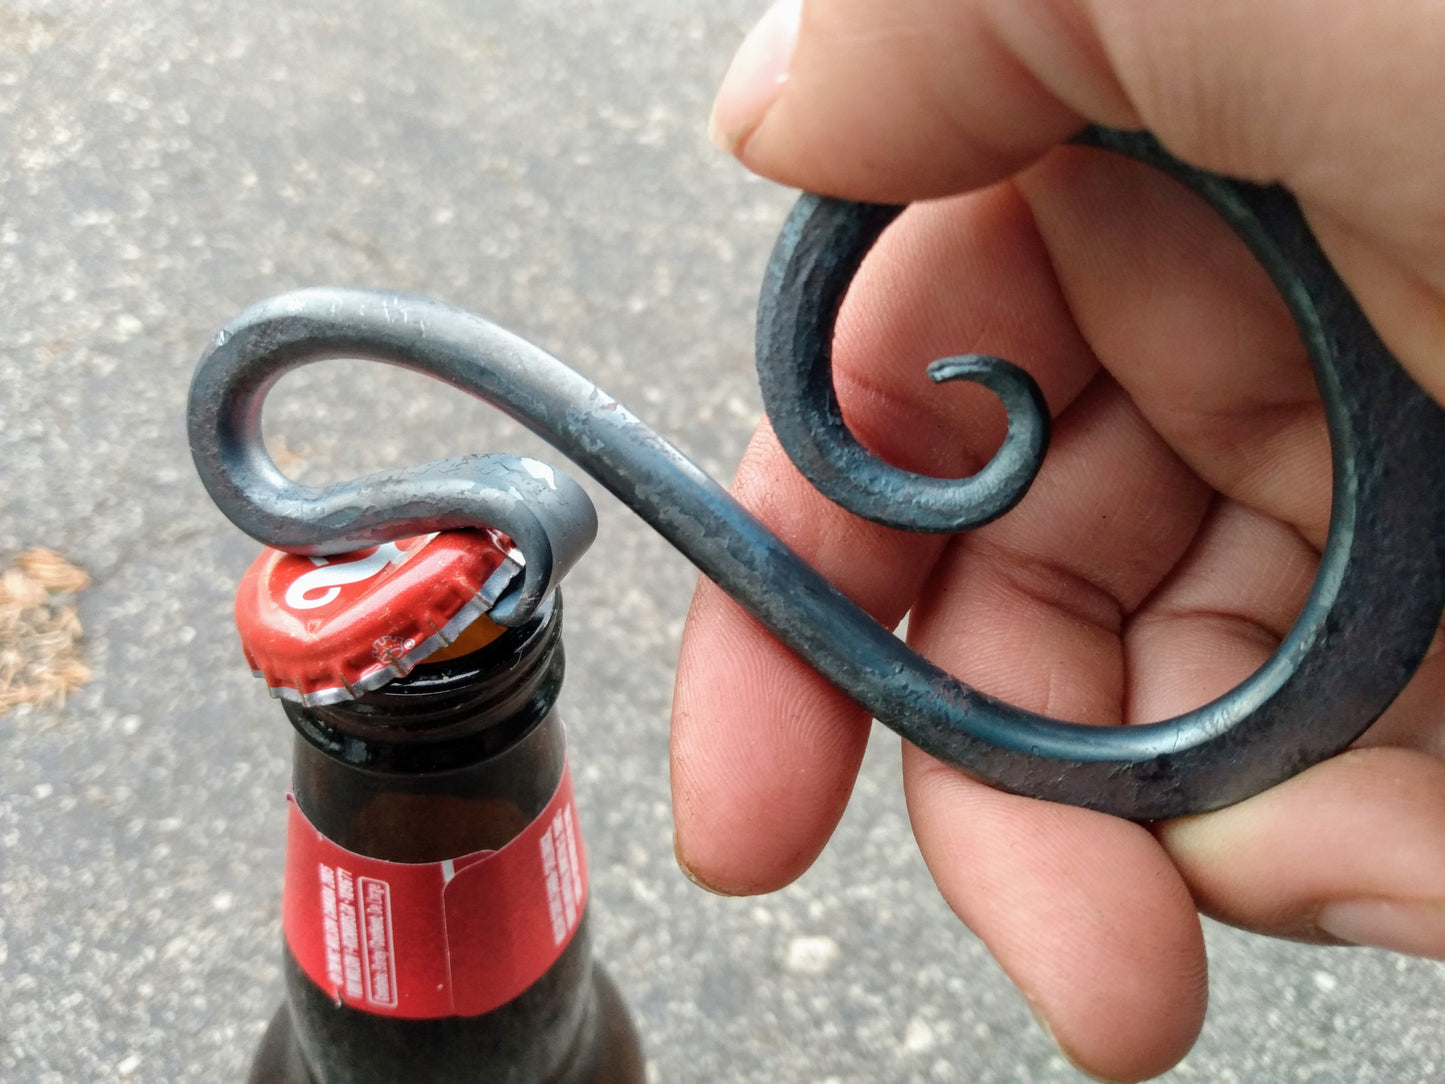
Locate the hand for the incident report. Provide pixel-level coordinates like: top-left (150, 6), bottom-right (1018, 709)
top-left (670, 2), bottom-right (1445, 1080)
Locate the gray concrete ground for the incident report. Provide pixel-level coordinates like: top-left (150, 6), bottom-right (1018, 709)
top-left (3, 1), bottom-right (1444, 1081)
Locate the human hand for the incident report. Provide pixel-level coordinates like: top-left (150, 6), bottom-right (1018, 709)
top-left (671, 2), bottom-right (1445, 1080)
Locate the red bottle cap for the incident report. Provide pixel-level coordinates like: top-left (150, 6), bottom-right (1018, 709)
top-left (234, 528), bottom-right (523, 706)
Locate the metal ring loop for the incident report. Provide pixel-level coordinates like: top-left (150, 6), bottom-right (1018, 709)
top-left (752, 127), bottom-right (1445, 814)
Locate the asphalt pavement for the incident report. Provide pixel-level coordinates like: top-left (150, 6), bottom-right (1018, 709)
top-left (4, 1), bottom-right (1445, 1081)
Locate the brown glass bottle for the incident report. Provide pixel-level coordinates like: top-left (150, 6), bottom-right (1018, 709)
top-left (247, 594), bottom-right (645, 1084)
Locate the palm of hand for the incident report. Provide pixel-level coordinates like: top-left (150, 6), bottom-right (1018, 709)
top-left (671, 147), bottom-right (1445, 1081)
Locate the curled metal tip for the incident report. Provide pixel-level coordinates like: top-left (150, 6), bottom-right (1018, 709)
top-left (756, 197), bottom-right (1051, 534)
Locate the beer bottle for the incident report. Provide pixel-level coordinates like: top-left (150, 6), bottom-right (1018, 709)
top-left (232, 529), bottom-right (645, 1083)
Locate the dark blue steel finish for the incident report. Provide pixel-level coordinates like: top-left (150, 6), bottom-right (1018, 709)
top-left (186, 297), bottom-right (599, 627)
top-left (188, 128), bottom-right (1445, 820)
top-left (755, 200), bottom-right (1051, 532)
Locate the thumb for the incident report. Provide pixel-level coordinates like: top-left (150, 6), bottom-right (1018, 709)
top-left (710, 0), bottom-right (1126, 200)
top-left (710, 0), bottom-right (1445, 401)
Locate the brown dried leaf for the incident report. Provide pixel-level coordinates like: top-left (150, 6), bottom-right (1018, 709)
top-left (17, 547), bottom-right (91, 593)
top-left (0, 567), bottom-right (47, 610)
top-left (0, 548), bottom-right (91, 712)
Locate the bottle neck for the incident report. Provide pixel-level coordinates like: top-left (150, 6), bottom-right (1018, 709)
top-left (284, 593), bottom-right (564, 775)
top-left (284, 593), bottom-right (569, 859)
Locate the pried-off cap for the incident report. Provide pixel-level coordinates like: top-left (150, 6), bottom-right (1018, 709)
top-left (234, 529), bottom-right (523, 706)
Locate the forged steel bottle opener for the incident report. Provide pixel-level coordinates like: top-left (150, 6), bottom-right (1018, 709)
top-left (188, 128), bottom-right (1445, 821)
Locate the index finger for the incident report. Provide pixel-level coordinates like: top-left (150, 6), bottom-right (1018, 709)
top-left (671, 181), bottom-right (1097, 893)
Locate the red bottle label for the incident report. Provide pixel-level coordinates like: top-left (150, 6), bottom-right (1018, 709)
top-left (282, 765), bottom-right (588, 1019)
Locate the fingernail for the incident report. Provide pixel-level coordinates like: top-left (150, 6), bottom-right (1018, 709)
top-left (674, 834), bottom-right (734, 896)
top-left (1316, 898), bottom-right (1445, 958)
top-left (709, 0), bottom-right (802, 154)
